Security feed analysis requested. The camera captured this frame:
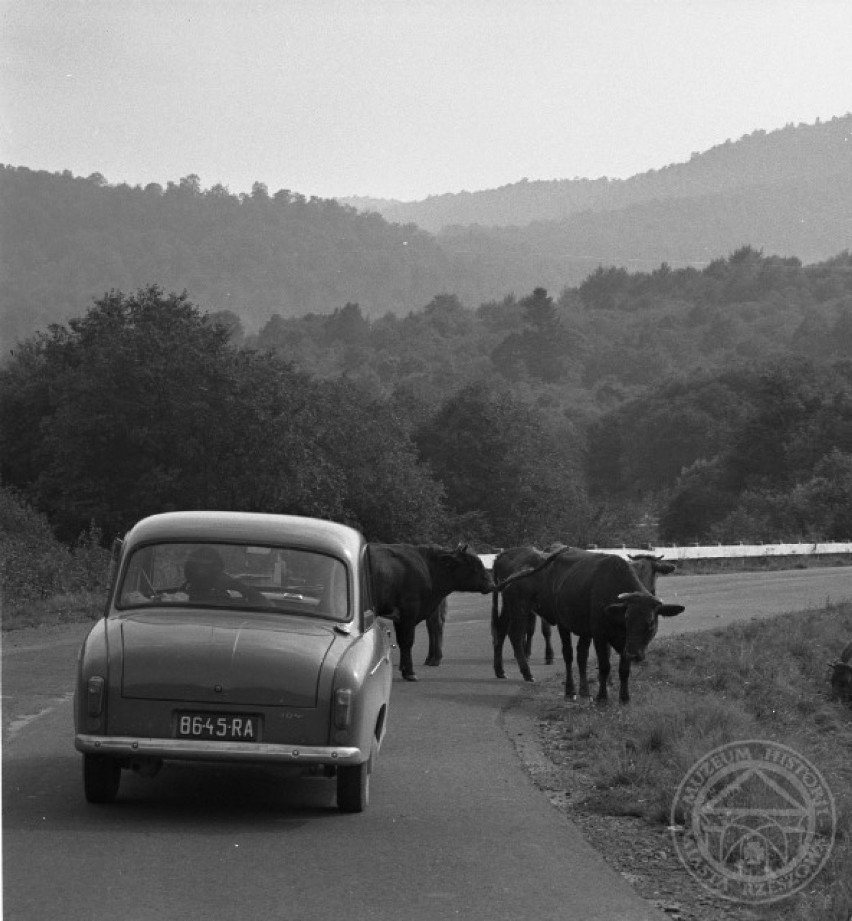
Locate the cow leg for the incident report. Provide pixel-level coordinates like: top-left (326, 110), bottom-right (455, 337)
top-left (593, 636), bottom-right (611, 704)
top-left (508, 617), bottom-right (534, 682)
top-left (523, 612), bottom-right (535, 658)
top-left (394, 621), bottom-right (418, 681)
top-left (576, 635), bottom-right (592, 699)
top-left (424, 603), bottom-right (444, 666)
top-left (542, 620), bottom-right (554, 664)
top-left (492, 609), bottom-right (509, 679)
top-left (557, 624), bottom-right (576, 699)
top-left (618, 654), bottom-right (631, 704)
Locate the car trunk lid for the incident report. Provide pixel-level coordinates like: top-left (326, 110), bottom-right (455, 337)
top-left (119, 613), bottom-right (336, 707)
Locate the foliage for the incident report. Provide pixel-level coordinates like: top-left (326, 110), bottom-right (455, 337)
top-left (0, 166), bottom-right (477, 346)
top-left (413, 381), bottom-right (587, 546)
top-left (490, 287), bottom-right (576, 383)
top-left (656, 359), bottom-right (852, 543)
top-left (0, 287), bottom-right (446, 544)
top-left (0, 485), bottom-right (110, 605)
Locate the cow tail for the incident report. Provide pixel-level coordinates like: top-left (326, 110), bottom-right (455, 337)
top-left (491, 588), bottom-right (500, 636)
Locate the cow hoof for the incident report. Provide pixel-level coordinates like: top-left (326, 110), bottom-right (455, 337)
top-left (523, 675), bottom-right (535, 683)
top-left (423, 657), bottom-right (441, 667)
top-left (402, 673), bottom-right (418, 682)
top-left (545, 656), bottom-right (554, 665)
top-left (495, 671), bottom-right (507, 680)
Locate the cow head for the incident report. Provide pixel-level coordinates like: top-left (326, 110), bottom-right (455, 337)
top-left (605, 591), bottom-right (685, 662)
top-left (440, 544), bottom-right (494, 594)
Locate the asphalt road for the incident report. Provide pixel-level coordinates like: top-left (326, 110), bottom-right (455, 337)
top-left (3, 567), bottom-right (852, 921)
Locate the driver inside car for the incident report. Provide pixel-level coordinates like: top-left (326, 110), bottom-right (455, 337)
top-left (183, 546), bottom-right (268, 605)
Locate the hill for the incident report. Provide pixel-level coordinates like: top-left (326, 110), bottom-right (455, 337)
top-left (343, 115), bottom-right (852, 231)
top-left (2, 116), bottom-right (850, 348)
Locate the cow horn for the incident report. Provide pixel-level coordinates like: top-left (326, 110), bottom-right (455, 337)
top-left (617, 591), bottom-right (648, 603)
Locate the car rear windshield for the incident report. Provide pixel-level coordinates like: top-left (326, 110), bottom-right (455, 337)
top-left (116, 542), bottom-right (351, 621)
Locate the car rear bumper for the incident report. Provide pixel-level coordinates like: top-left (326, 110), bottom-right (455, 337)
top-left (75, 733), bottom-right (364, 764)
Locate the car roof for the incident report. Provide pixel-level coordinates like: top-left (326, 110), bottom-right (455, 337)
top-left (123, 512), bottom-right (365, 563)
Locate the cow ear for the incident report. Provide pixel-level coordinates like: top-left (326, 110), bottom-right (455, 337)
top-left (659, 604), bottom-right (685, 617)
top-left (604, 602), bottom-right (627, 620)
top-left (456, 542), bottom-right (468, 554)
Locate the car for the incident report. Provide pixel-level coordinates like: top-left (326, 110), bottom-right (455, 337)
top-left (74, 511), bottom-right (393, 812)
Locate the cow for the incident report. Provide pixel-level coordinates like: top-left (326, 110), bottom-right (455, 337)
top-left (368, 543), bottom-right (494, 681)
top-left (532, 552), bottom-right (677, 663)
top-left (494, 547), bottom-right (684, 703)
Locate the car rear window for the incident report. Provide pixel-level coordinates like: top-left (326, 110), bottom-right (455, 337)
top-left (116, 542), bottom-right (350, 621)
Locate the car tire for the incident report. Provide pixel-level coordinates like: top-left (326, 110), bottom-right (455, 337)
top-left (83, 754), bottom-right (121, 804)
top-left (337, 740), bottom-right (375, 813)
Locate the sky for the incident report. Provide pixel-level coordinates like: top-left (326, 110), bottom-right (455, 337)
top-left (1, 0), bottom-right (851, 202)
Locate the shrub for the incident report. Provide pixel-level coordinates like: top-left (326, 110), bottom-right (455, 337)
top-left (0, 486), bottom-right (110, 607)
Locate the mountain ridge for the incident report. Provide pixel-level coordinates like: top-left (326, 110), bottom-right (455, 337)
top-left (342, 115), bottom-right (852, 231)
top-left (1, 114), bottom-right (849, 348)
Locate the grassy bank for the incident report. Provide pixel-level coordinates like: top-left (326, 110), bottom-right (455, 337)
top-left (532, 603), bottom-right (852, 920)
top-left (1, 590), bottom-right (106, 631)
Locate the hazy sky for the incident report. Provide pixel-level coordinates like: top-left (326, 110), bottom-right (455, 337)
top-left (2, 0), bottom-right (851, 202)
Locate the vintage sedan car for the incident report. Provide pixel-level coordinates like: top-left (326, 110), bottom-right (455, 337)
top-left (74, 511), bottom-right (393, 812)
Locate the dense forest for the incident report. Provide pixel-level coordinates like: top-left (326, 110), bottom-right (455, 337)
top-left (2, 116), bottom-right (850, 347)
top-left (4, 249), bottom-right (852, 551)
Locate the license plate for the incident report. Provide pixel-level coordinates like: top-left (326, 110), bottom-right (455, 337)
top-left (175, 712), bottom-right (260, 741)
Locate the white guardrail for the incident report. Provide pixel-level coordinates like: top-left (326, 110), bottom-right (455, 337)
top-left (479, 543), bottom-right (852, 569)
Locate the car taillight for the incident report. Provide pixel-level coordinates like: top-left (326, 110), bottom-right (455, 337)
top-left (87, 676), bottom-right (106, 717)
top-left (333, 689), bottom-right (352, 729)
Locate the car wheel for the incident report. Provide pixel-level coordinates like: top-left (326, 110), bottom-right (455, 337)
top-left (337, 741), bottom-right (375, 813)
top-left (83, 754), bottom-right (121, 804)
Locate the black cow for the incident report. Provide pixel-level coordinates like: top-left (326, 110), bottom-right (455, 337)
top-left (494, 548), bottom-right (684, 702)
top-left (368, 544), bottom-right (493, 681)
top-left (533, 552), bottom-right (677, 663)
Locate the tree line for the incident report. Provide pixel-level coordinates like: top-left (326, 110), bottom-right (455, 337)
top-left (5, 273), bottom-right (852, 552)
top-left (0, 287), bottom-right (593, 548)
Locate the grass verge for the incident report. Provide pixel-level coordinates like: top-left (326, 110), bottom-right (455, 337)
top-left (1, 590), bottom-right (105, 631)
top-left (533, 602), bottom-right (852, 920)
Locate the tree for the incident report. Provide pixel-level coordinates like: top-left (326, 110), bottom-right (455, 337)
top-left (1, 286), bottom-right (247, 538)
top-left (414, 381), bottom-right (585, 545)
top-left (0, 286), bottom-right (448, 544)
top-left (323, 302), bottom-right (369, 346)
top-left (491, 287), bottom-right (571, 383)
